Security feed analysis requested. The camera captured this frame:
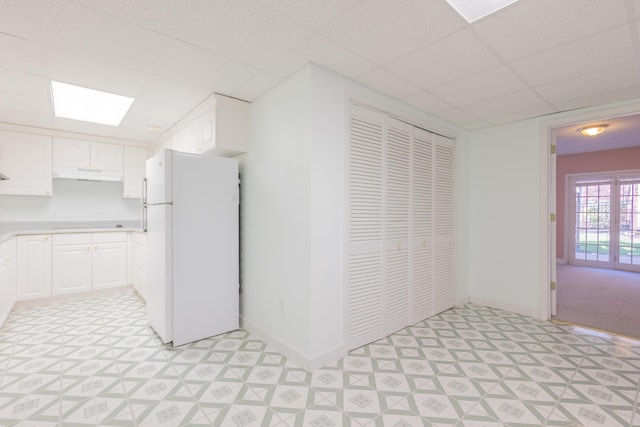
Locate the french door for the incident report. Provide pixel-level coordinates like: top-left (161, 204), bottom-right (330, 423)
top-left (569, 172), bottom-right (640, 272)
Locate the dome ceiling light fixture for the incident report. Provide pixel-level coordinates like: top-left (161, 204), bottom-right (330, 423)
top-left (577, 124), bottom-right (609, 137)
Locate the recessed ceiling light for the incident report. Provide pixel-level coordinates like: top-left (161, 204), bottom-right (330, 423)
top-left (445, 0), bottom-right (520, 23)
top-left (577, 124), bottom-right (609, 137)
top-left (51, 81), bottom-right (134, 126)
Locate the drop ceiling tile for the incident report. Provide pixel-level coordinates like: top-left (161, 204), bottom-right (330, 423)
top-left (472, 0), bottom-right (628, 61)
top-left (266, 36), bottom-right (376, 79)
top-left (402, 91), bottom-right (453, 114)
top-left (0, 91), bottom-right (52, 116)
top-left (258, 0), bottom-right (360, 30)
top-left (113, 126), bottom-right (158, 142)
top-left (0, 34), bottom-right (45, 76)
top-left (357, 68), bottom-right (422, 99)
top-left (120, 99), bottom-right (185, 131)
top-left (154, 40), bottom-right (259, 94)
top-left (231, 71), bottom-right (282, 102)
top-left (387, 28), bottom-right (499, 89)
top-left (0, 0), bottom-right (44, 42)
top-left (485, 105), bottom-right (557, 126)
top-left (535, 62), bottom-right (640, 106)
top-left (320, 0), bottom-right (463, 65)
top-left (173, 0), bottom-right (312, 69)
top-left (0, 108), bottom-right (53, 129)
top-left (429, 66), bottom-right (526, 107)
top-left (435, 108), bottom-right (482, 127)
top-left (0, 68), bottom-right (50, 100)
top-left (511, 26), bottom-right (635, 87)
top-left (552, 86), bottom-right (640, 113)
top-left (69, 0), bottom-right (194, 37)
top-left (52, 117), bottom-right (118, 138)
top-left (463, 90), bottom-right (551, 121)
top-left (43, 47), bottom-right (147, 98)
top-left (41, 0), bottom-right (168, 72)
top-left (137, 77), bottom-right (210, 112)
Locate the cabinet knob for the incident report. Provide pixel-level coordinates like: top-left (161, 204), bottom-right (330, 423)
top-left (44, 236), bottom-right (49, 241)
top-left (86, 246), bottom-right (91, 251)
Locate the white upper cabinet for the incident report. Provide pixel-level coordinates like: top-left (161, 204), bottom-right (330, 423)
top-left (53, 138), bottom-right (123, 171)
top-left (123, 146), bottom-right (148, 199)
top-left (161, 93), bottom-right (249, 157)
top-left (0, 131), bottom-right (52, 196)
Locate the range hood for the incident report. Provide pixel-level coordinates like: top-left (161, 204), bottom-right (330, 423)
top-left (52, 166), bottom-right (123, 182)
top-left (0, 173), bottom-right (8, 181)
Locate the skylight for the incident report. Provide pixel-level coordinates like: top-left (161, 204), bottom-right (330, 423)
top-left (445, 0), bottom-right (520, 23)
top-left (51, 81), bottom-right (134, 127)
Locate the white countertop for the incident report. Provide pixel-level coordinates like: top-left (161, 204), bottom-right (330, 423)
top-left (0, 221), bottom-right (144, 242)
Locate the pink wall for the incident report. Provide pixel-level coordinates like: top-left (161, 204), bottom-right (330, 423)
top-left (556, 146), bottom-right (640, 259)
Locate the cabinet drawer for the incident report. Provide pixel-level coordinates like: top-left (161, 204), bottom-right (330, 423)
top-left (52, 233), bottom-right (92, 245)
top-left (92, 232), bottom-right (127, 244)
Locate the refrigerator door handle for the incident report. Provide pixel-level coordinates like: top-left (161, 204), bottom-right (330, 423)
top-left (142, 177), bottom-right (148, 205)
top-left (142, 205), bottom-right (147, 232)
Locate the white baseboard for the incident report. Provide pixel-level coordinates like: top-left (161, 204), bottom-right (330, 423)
top-left (468, 296), bottom-right (539, 319)
top-left (240, 315), bottom-right (345, 371)
top-left (13, 285), bottom-right (136, 311)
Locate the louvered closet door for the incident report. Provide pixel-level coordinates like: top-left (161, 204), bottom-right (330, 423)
top-left (347, 104), bottom-right (385, 350)
top-left (384, 118), bottom-right (411, 336)
top-left (434, 135), bottom-right (455, 314)
top-left (410, 128), bottom-right (434, 323)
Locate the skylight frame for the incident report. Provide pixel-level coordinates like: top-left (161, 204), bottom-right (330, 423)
top-left (445, 0), bottom-right (520, 23)
top-left (51, 81), bottom-right (134, 127)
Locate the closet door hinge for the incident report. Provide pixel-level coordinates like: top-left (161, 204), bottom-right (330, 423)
top-left (550, 213), bottom-right (556, 222)
top-left (550, 145), bottom-right (556, 154)
top-left (550, 281), bottom-right (556, 291)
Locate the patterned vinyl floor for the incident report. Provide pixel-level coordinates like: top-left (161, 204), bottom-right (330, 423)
top-left (0, 292), bottom-right (638, 426)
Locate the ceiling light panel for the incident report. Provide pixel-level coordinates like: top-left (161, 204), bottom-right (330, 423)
top-left (445, 0), bottom-right (520, 23)
top-left (51, 81), bottom-right (134, 126)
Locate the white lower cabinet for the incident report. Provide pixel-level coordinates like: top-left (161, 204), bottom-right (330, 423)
top-left (17, 235), bottom-right (52, 300)
top-left (92, 233), bottom-right (128, 290)
top-left (52, 234), bottom-right (93, 295)
top-left (19, 232), bottom-right (128, 301)
top-left (0, 238), bottom-right (17, 326)
top-left (129, 232), bottom-right (147, 300)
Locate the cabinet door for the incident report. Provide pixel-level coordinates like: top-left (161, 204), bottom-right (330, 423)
top-left (17, 235), bottom-right (52, 300)
top-left (0, 132), bottom-right (52, 196)
top-left (92, 242), bottom-right (127, 289)
top-left (0, 238), bottom-right (17, 327)
top-left (52, 242), bottom-right (92, 295)
top-left (123, 146), bottom-right (148, 198)
top-left (52, 138), bottom-right (91, 168)
top-left (131, 242), bottom-right (147, 300)
top-left (91, 142), bottom-right (123, 171)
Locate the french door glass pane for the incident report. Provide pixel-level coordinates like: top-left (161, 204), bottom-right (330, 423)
top-left (575, 182), bottom-right (610, 262)
top-left (619, 181), bottom-right (640, 266)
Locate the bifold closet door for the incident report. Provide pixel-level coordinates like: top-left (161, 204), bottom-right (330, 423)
top-left (434, 136), bottom-right (455, 313)
top-left (410, 128), bottom-right (434, 324)
top-left (346, 104), bottom-right (385, 350)
top-left (383, 117), bottom-right (411, 336)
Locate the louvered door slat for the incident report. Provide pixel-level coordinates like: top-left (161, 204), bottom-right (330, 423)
top-left (433, 136), bottom-right (455, 314)
top-left (347, 105), bottom-right (385, 349)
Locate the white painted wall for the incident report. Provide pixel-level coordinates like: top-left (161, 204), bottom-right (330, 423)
top-left (0, 179), bottom-right (140, 222)
top-left (241, 63), bottom-right (466, 370)
top-left (464, 97), bottom-right (640, 320)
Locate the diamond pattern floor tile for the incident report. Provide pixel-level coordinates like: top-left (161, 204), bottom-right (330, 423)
top-left (0, 296), bottom-right (639, 426)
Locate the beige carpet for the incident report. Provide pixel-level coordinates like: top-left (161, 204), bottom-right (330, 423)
top-left (554, 264), bottom-right (640, 339)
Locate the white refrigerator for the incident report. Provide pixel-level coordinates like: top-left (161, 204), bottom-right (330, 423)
top-left (143, 149), bottom-right (239, 346)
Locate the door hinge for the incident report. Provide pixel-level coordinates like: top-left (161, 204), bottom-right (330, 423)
top-left (550, 145), bottom-right (556, 154)
top-left (550, 213), bottom-right (556, 222)
top-left (550, 281), bottom-right (556, 291)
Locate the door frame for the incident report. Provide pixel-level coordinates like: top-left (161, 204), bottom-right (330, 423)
top-left (542, 102), bottom-right (640, 319)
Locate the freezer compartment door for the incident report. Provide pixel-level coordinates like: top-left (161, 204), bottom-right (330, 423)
top-left (146, 150), bottom-right (172, 205)
top-left (145, 203), bottom-right (173, 343)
